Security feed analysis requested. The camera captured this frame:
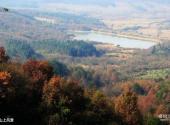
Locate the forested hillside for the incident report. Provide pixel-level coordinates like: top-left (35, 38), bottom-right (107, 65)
top-left (0, 38), bottom-right (103, 60)
top-left (4, 39), bottom-right (43, 60)
top-left (31, 40), bottom-right (102, 57)
top-left (0, 47), bottom-right (169, 125)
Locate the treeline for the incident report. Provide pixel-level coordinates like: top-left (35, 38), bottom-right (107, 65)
top-left (30, 39), bottom-right (103, 57)
top-left (150, 42), bottom-right (170, 55)
top-left (3, 39), bottom-right (103, 59)
top-left (4, 39), bottom-right (43, 60)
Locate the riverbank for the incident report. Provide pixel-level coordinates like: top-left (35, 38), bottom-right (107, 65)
top-left (76, 30), bottom-right (161, 43)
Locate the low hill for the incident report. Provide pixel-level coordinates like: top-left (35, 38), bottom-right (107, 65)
top-left (0, 9), bottom-right (68, 42)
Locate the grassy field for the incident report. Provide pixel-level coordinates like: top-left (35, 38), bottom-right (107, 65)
top-left (139, 68), bottom-right (170, 80)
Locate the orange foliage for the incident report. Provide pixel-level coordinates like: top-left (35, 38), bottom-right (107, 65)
top-left (23, 60), bottom-right (53, 83)
top-left (115, 91), bottom-right (141, 125)
top-left (120, 83), bottom-right (131, 92)
top-left (155, 104), bottom-right (169, 115)
top-left (0, 71), bottom-right (12, 98)
top-left (0, 71), bottom-right (11, 85)
top-left (43, 76), bottom-right (61, 105)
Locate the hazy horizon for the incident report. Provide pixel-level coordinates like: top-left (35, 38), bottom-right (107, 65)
top-left (0, 0), bottom-right (170, 19)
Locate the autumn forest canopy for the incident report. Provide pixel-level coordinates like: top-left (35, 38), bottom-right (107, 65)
top-left (0, 44), bottom-right (170, 125)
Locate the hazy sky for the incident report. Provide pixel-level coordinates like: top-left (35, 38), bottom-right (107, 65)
top-left (0, 0), bottom-right (170, 7)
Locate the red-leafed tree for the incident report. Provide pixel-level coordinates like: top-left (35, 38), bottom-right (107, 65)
top-left (138, 89), bottom-right (157, 114)
top-left (23, 60), bottom-right (53, 89)
top-left (22, 59), bottom-right (54, 103)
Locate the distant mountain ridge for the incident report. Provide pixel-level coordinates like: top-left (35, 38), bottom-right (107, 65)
top-left (0, 0), bottom-right (170, 19)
